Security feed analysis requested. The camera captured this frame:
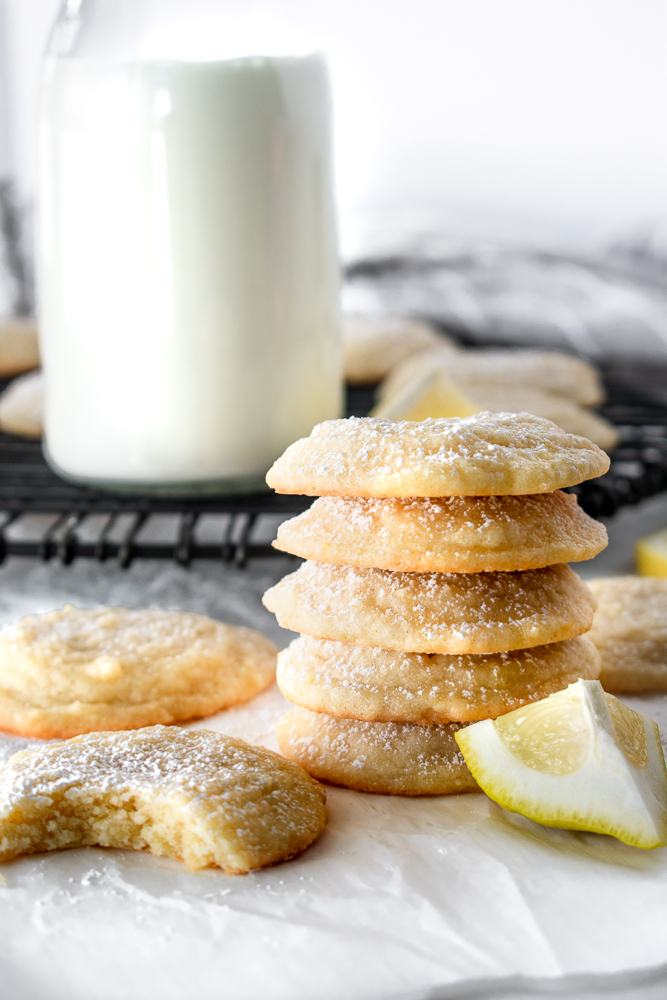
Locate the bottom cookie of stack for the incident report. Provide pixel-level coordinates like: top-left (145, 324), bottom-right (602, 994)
top-left (275, 635), bottom-right (601, 796)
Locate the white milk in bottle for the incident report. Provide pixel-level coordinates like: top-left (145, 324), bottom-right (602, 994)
top-left (39, 49), bottom-right (341, 490)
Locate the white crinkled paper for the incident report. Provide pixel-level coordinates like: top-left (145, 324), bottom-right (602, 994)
top-left (1, 685), bottom-right (666, 1000)
top-left (0, 554), bottom-right (665, 999)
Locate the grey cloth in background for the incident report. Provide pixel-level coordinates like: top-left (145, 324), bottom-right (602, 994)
top-left (343, 221), bottom-right (667, 365)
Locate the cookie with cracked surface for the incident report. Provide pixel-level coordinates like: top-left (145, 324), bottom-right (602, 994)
top-left (0, 605), bottom-right (277, 739)
top-left (0, 726), bottom-right (327, 871)
top-left (265, 413), bottom-right (610, 498)
top-left (273, 492), bottom-right (608, 573)
top-left (276, 635), bottom-right (601, 724)
top-left (276, 706), bottom-right (478, 795)
top-left (263, 561), bottom-right (595, 655)
top-left (587, 577), bottom-right (667, 693)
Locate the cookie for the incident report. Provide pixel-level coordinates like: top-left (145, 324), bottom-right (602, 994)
top-left (587, 577), bottom-right (667, 692)
top-left (0, 370), bottom-right (43, 438)
top-left (262, 561), bottom-right (595, 654)
top-left (276, 706), bottom-right (477, 795)
top-left (0, 606), bottom-right (277, 739)
top-left (276, 635), bottom-right (601, 724)
top-left (380, 347), bottom-right (604, 408)
top-left (265, 414), bottom-right (610, 498)
top-left (273, 492), bottom-right (608, 573)
top-left (0, 317), bottom-right (40, 377)
top-left (0, 726), bottom-right (327, 872)
top-left (343, 314), bottom-right (450, 384)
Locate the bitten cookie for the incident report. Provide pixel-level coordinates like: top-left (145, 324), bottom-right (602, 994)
top-left (276, 706), bottom-right (478, 795)
top-left (263, 561), bottom-right (596, 654)
top-left (587, 577), bottom-right (667, 692)
top-left (265, 414), bottom-right (610, 498)
top-left (0, 726), bottom-right (327, 872)
top-left (276, 635), bottom-right (601, 724)
top-left (273, 492), bottom-right (608, 573)
top-left (0, 606), bottom-right (277, 738)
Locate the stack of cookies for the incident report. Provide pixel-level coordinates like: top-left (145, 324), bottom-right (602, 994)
top-left (263, 412), bottom-right (610, 796)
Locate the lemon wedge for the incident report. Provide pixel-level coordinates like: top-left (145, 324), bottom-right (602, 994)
top-left (636, 527), bottom-right (667, 577)
top-left (372, 366), bottom-right (480, 421)
top-left (455, 679), bottom-right (667, 848)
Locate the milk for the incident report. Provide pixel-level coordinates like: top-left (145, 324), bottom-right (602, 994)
top-left (38, 55), bottom-right (341, 489)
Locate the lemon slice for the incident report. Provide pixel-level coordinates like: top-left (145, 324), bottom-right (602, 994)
top-left (372, 366), bottom-right (480, 421)
top-left (636, 527), bottom-right (667, 577)
top-left (455, 679), bottom-right (667, 848)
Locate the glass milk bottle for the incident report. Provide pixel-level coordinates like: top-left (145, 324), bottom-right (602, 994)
top-left (38, 0), bottom-right (341, 492)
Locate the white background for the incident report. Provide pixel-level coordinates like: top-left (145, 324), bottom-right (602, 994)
top-left (2, 0), bottom-right (667, 253)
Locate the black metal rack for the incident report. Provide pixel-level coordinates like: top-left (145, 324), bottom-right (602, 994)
top-left (567, 366), bottom-right (667, 518)
top-left (0, 375), bottom-right (665, 567)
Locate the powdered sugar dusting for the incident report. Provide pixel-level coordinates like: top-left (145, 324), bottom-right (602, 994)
top-left (0, 726), bottom-right (309, 811)
top-left (276, 635), bottom-right (601, 723)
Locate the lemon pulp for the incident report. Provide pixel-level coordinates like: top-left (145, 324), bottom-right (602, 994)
top-left (495, 696), bottom-right (589, 775)
top-left (372, 368), bottom-right (480, 421)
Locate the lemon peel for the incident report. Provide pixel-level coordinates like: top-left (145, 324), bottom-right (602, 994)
top-left (455, 679), bottom-right (667, 849)
top-left (636, 527), bottom-right (667, 577)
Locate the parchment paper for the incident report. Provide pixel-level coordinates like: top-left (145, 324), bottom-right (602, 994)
top-left (0, 553), bottom-right (665, 1000)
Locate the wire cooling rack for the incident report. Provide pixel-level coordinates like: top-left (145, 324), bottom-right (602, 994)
top-left (0, 373), bottom-right (665, 567)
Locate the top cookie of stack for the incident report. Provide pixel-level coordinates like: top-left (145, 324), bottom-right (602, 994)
top-left (263, 412), bottom-right (609, 796)
top-left (266, 412), bottom-right (609, 498)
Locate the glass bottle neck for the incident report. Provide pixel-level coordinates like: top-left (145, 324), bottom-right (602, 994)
top-left (49, 0), bottom-right (320, 63)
